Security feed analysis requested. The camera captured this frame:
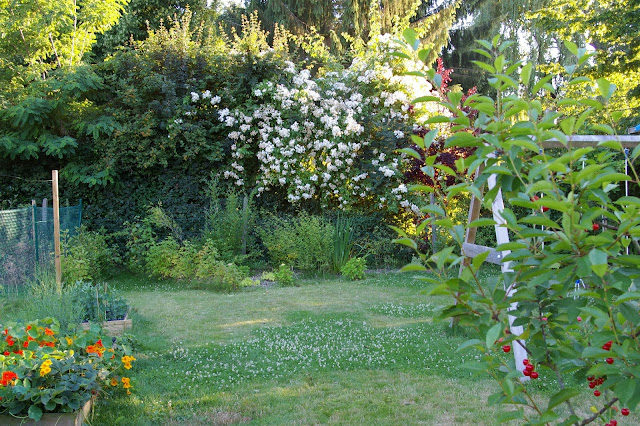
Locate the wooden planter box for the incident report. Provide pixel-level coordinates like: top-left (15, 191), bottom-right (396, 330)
top-left (0, 396), bottom-right (93, 426)
top-left (80, 311), bottom-right (132, 336)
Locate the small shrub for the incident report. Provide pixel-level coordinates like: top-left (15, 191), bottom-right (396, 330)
top-left (122, 218), bottom-right (155, 272)
top-left (260, 271), bottom-right (276, 281)
top-left (145, 237), bottom-right (182, 278)
top-left (239, 277), bottom-right (260, 287)
top-left (260, 212), bottom-right (333, 271)
top-left (61, 226), bottom-right (116, 283)
top-left (341, 257), bottom-right (367, 280)
top-left (274, 264), bottom-right (294, 286)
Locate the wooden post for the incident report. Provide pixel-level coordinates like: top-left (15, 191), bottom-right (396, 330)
top-left (52, 170), bottom-right (62, 289)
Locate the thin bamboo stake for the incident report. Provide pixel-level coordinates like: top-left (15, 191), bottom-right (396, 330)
top-left (52, 170), bottom-right (62, 289)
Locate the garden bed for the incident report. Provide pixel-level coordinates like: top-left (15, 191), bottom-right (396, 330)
top-left (80, 310), bottom-right (132, 336)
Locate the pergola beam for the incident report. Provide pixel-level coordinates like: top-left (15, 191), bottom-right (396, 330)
top-left (541, 135), bottom-right (640, 149)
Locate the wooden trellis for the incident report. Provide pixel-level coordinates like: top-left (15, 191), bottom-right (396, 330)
top-left (459, 136), bottom-right (640, 376)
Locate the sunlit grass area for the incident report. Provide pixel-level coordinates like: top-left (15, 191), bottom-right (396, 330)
top-left (87, 269), bottom-right (517, 424)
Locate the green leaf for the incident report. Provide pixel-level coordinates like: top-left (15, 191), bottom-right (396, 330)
top-left (547, 388), bottom-right (580, 411)
top-left (564, 40), bottom-right (578, 55)
top-left (472, 61), bottom-right (496, 74)
top-left (28, 405), bottom-right (43, 421)
top-left (468, 218), bottom-right (496, 227)
top-left (460, 361), bottom-right (490, 371)
top-left (615, 292), bottom-right (640, 304)
top-left (400, 263), bottom-right (426, 272)
top-left (413, 95), bottom-right (440, 103)
top-left (588, 249), bottom-right (608, 277)
top-left (403, 28), bottom-right (419, 50)
top-left (472, 250), bottom-right (490, 273)
top-left (393, 238), bottom-right (417, 250)
top-left (456, 339), bottom-right (483, 352)
top-left (497, 410), bottom-right (524, 422)
top-left (596, 78), bottom-right (615, 100)
top-left (486, 322), bottom-right (502, 348)
top-left (408, 184), bottom-right (435, 193)
top-left (397, 147), bottom-right (422, 160)
top-left (615, 378), bottom-right (638, 408)
top-left (411, 135), bottom-right (425, 149)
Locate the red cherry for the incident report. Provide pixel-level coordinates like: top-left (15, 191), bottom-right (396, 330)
top-left (523, 359), bottom-right (529, 366)
top-left (577, 316), bottom-right (582, 322)
top-left (603, 341), bottom-right (612, 350)
top-left (530, 371), bottom-right (539, 379)
top-left (542, 206), bottom-right (549, 212)
top-left (502, 345), bottom-right (511, 353)
top-left (610, 420), bottom-right (618, 426)
top-left (525, 364), bottom-right (534, 372)
top-left (594, 390), bottom-right (601, 397)
top-left (606, 357), bottom-right (614, 364)
top-left (622, 408), bottom-right (630, 416)
top-left (531, 195), bottom-right (540, 202)
top-left (589, 381), bottom-right (596, 388)
top-left (523, 369), bottom-right (531, 377)
top-left (592, 223), bottom-right (600, 231)
top-left (587, 376), bottom-right (595, 381)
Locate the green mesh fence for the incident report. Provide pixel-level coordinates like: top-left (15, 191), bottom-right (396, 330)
top-left (0, 203), bottom-right (82, 288)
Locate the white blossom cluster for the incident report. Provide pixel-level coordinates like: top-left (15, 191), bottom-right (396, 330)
top-left (184, 34), bottom-right (440, 213)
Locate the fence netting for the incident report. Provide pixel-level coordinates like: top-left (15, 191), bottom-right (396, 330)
top-left (0, 203), bottom-right (82, 288)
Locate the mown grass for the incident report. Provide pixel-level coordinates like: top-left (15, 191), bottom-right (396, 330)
top-left (90, 270), bottom-right (512, 425)
top-left (4, 268), bottom-right (637, 424)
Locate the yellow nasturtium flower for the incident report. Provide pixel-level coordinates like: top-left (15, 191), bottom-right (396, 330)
top-left (39, 359), bottom-right (52, 377)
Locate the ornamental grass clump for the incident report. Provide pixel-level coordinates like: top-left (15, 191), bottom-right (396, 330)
top-left (0, 318), bottom-right (135, 421)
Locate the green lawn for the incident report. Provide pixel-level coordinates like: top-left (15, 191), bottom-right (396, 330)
top-left (4, 270), bottom-right (631, 424)
top-left (89, 271), bottom-right (529, 425)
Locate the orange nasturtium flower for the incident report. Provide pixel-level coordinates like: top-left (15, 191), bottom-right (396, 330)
top-left (44, 328), bottom-right (54, 336)
top-left (1, 371), bottom-right (18, 386)
top-left (110, 378), bottom-right (118, 387)
top-left (66, 337), bottom-right (73, 345)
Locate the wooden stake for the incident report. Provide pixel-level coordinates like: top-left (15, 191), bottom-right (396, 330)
top-left (52, 170), bottom-right (62, 289)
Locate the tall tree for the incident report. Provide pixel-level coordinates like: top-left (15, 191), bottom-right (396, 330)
top-left (0, 0), bottom-right (129, 85)
top-left (242, 0), bottom-right (459, 62)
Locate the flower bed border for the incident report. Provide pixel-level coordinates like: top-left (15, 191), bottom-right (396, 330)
top-left (0, 396), bottom-right (93, 426)
top-left (80, 310), bottom-right (132, 336)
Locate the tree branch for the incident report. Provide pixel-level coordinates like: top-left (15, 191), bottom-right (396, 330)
top-left (578, 397), bottom-right (618, 425)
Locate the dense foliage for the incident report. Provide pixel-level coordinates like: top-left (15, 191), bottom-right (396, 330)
top-left (397, 31), bottom-right (640, 424)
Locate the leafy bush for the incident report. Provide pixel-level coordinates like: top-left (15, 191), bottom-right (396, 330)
top-left (71, 282), bottom-right (129, 323)
top-left (61, 226), bottom-right (116, 283)
top-left (260, 213), bottom-right (334, 271)
top-left (398, 32), bottom-right (640, 424)
top-left (341, 257), bottom-right (367, 280)
top-left (145, 238), bottom-right (249, 291)
top-left (273, 264), bottom-right (294, 286)
top-left (145, 237), bottom-right (182, 279)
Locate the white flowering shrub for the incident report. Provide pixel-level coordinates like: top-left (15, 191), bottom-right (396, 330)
top-left (176, 35), bottom-right (442, 215)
